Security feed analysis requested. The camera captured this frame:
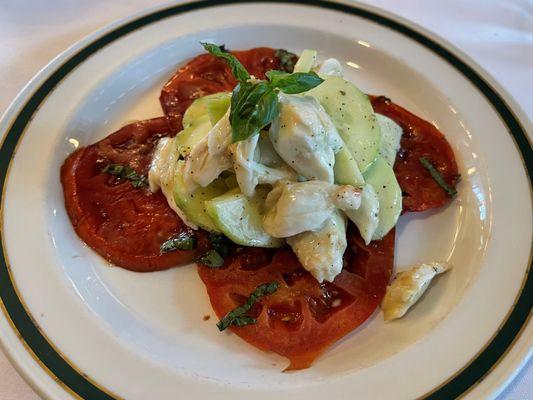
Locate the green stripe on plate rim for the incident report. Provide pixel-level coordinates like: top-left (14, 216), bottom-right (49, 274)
top-left (0, 1), bottom-right (531, 399)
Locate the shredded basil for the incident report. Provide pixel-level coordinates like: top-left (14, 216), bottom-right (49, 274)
top-left (102, 164), bottom-right (147, 188)
top-left (201, 43), bottom-right (324, 143)
top-left (275, 49), bottom-right (297, 72)
top-left (209, 233), bottom-right (230, 258)
top-left (216, 281), bottom-right (279, 331)
top-left (197, 249), bottom-right (225, 268)
top-left (419, 157), bottom-right (458, 197)
top-left (160, 233), bottom-right (197, 254)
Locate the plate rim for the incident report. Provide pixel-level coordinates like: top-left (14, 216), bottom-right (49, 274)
top-left (0, 0), bottom-right (531, 399)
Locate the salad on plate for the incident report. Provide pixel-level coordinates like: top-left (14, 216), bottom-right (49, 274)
top-left (61, 43), bottom-right (459, 369)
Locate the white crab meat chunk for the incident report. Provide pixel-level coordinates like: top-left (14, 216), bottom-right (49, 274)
top-left (381, 262), bottom-right (452, 321)
top-left (148, 137), bottom-right (198, 229)
top-left (270, 94), bottom-right (343, 183)
top-left (315, 58), bottom-right (343, 77)
top-left (263, 180), bottom-right (361, 238)
top-left (287, 211), bottom-right (347, 282)
top-left (182, 109), bottom-right (232, 193)
top-left (229, 133), bottom-right (298, 197)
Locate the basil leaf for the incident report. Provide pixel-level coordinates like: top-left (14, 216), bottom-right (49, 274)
top-left (102, 164), bottom-right (147, 188)
top-left (231, 315), bottom-right (257, 327)
top-left (266, 70), bottom-right (324, 94)
top-left (419, 157), bottom-right (458, 197)
top-left (275, 49), bottom-right (297, 72)
top-left (102, 164), bottom-right (124, 175)
top-left (216, 281), bottom-right (279, 331)
top-left (209, 233), bottom-right (230, 258)
top-left (201, 42), bottom-right (250, 82)
top-left (160, 233), bottom-right (197, 254)
top-left (197, 249), bottom-right (225, 268)
top-left (230, 81), bottom-right (279, 142)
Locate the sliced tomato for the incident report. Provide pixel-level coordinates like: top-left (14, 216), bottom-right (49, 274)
top-left (371, 95), bottom-right (459, 212)
top-left (198, 228), bottom-right (395, 370)
top-left (160, 47), bottom-right (283, 130)
top-left (61, 117), bottom-right (207, 272)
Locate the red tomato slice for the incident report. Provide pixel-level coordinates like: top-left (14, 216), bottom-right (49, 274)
top-left (160, 47), bottom-right (284, 130)
top-left (198, 228), bottom-right (395, 370)
top-left (61, 117), bottom-right (207, 272)
top-left (370, 95), bottom-right (460, 212)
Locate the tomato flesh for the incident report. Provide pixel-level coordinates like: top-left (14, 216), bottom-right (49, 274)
top-left (198, 228), bottom-right (395, 370)
top-left (61, 117), bottom-right (207, 272)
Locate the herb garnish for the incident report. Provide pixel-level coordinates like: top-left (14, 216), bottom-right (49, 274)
top-left (160, 232), bottom-right (197, 254)
top-left (102, 164), bottom-right (147, 188)
top-left (197, 249), bottom-right (225, 268)
top-left (202, 43), bottom-right (324, 143)
top-left (201, 42), bottom-right (250, 82)
top-left (195, 233), bottom-right (232, 268)
top-left (275, 49), bottom-right (297, 72)
top-left (216, 281), bottom-right (279, 331)
top-left (209, 233), bottom-right (230, 258)
top-left (419, 157), bottom-right (458, 197)
top-left (265, 70), bottom-right (324, 94)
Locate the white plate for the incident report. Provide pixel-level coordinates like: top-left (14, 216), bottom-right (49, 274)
top-left (0, 1), bottom-right (531, 399)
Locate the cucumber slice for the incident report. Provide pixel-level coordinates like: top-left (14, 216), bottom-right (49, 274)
top-left (206, 187), bottom-right (284, 248)
top-left (309, 76), bottom-right (381, 173)
top-left (293, 49), bottom-right (317, 73)
top-left (182, 92), bottom-right (230, 128)
top-left (174, 115), bottom-right (211, 157)
top-left (176, 93), bottom-right (231, 157)
top-left (334, 146), bottom-right (364, 187)
top-left (377, 113), bottom-right (402, 167)
top-left (205, 92), bottom-right (231, 125)
top-left (173, 161), bottom-right (228, 232)
top-left (344, 184), bottom-right (380, 245)
top-left (363, 157), bottom-right (402, 240)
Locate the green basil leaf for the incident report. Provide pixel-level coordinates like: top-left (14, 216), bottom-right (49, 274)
top-left (201, 42), bottom-right (250, 82)
top-left (197, 249), bottom-right (225, 268)
top-left (230, 81), bottom-right (279, 142)
top-left (419, 157), bottom-right (458, 197)
top-left (266, 70), bottom-right (324, 94)
top-left (231, 315), bottom-right (256, 327)
top-left (160, 233), bottom-right (197, 254)
top-left (102, 163), bottom-right (147, 188)
top-left (275, 49), bottom-right (297, 72)
top-left (216, 281), bottom-right (279, 331)
top-left (209, 233), bottom-right (230, 258)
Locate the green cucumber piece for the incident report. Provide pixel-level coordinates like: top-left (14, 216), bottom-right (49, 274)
top-left (206, 187), bottom-right (284, 248)
top-left (293, 49), bottom-right (317, 73)
top-left (173, 161), bottom-right (228, 232)
top-left (309, 76), bottom-right (381, 173)
top-left (334, 146), bottom-right (364, 187)
top-left (174, 115), bottom-right (211, 157)
top-left (205, 92), bottom-right (231, 125)
top-left (363, 157), bottom-right (402, 240)
top-left (182, 92), bottom-right (230, 128)
top-left (176, 92), bottom-right (231, 157)
top-left (377, 113), bottom-right (402, 167)
top-left (344, 184), bottom-right (380, 245)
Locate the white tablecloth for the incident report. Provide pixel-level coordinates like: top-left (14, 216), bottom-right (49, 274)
top-left (0, 1), bottom-right (531, 399)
